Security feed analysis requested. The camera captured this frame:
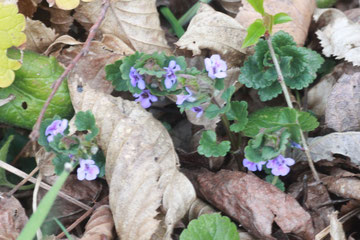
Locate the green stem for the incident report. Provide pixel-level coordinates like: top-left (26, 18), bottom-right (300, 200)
top-left (178, 0), bottom-right (212, 26)
top-left (159, 7), bottom-right (185, 38)
top-left (221, 114), bottom-right (237, 150)
top-left (271, 175), bottom-right (278, 185)
top-left (266, 35), bottom-right (320, 182)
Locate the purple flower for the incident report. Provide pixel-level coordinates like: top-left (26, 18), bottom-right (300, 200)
top-left (45, 119), bottom-right (68, 142)
top-left (266, 155), bottom-right (295, 176)
top-left (133, 89), bottom-right (158, 108)
top-left (243, 158), bottom-right (266, 171)
top-left (77, 159), bottom-right (99, 181)
top-left (191, 106), bottom-right (203, 118)
top-left (129, 67), bottom-right (145, 90)
top-left (176, 87), bottom-right (196, 105)
top-left (164, 60), bottom-right (181, 89)
top-left (290, 141), bottom-right (304, 150)
top-left (204, 54), bottom-right (227, 79)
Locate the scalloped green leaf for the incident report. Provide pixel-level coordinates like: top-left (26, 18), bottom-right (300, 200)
top-left (0, 49), bottom-right (73, 129)
top-left (75, 110), bottom-right (99, 141)
top-left (180, 213), bottom-right (239, 240)
top-left (105, 59), bottom-right (129, 91)
top-left (197, 130), bottom-right (231, 157)
top-left (226, 101), bottom-right (248, 133)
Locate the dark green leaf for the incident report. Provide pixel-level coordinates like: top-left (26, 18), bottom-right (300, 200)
top-left (242, 19), bottom-right (266, 48)
top-left (215, 78), bottom-right (225, 90)
top-left (75, 111), bottom-right (99, 141)
top-left (52, 154), bottom-right (71, 175)
top-left (180, 213), bottom-right (239, 240)
top-left (226, 101), bottom-right (248, 133)
top-left (105, 59), bottom-right (129, 91)
top-left (197, 130), bottom-right (231, 157)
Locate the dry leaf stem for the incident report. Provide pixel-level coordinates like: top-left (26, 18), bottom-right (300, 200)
top-left (29, 0), bottom-right (110, 141)
top-left (266, 34), bottom-right (320, 182)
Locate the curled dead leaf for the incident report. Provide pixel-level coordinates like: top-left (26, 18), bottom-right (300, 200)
top-left (236, 0), bottom-right (315, 46)
top-left (217, 0), bottom-right (242, 16)
top-left (329, 211), bottom-right (346, 240)
top-left (0, 194), bottom-right (28, 240)
top-left (67, 81), bottom-right (196, 239)
top-left (314, 8), bottom-right (360, 66)
top-left (46, 6), bottom-right (74, 35)
top-left (192, 169), bottom-right (315, 240)
top-left (325, 72), bottom-right (360, 131)
top-left (74, 0), bottom-right (171, 54)
top-left (80, 205), bottom-right (114, 240)
top-left (308, 132), bottom-right (360, 165)
top-left (176, 4), bottom-right (247, 67)
top-left (25, 18), bottom-right (57, 53)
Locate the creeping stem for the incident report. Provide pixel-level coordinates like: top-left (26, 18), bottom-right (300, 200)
top-left (265, 34), bottom-right (320, 182)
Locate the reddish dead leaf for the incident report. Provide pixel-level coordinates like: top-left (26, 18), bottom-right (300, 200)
top-left (80, 205), bottom-right (114, 240)
top-left (195, 169), bottom-right (315, 240)
top-left (0, 194), bottom-right (28, 240)
top-left (18, 0), bottom-right (38, 17)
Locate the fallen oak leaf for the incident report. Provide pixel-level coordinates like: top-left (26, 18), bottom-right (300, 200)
top-left (74, 0), bottom-right (171, 54)
top-left (193, 169), bottom-right (315, 240)
top-left (24, 18), bottom-right (57, 53)
top-left (67, 80), bottom-right (196, 240)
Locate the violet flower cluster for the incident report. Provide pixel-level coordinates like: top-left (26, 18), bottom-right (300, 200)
top-left (243, 154), bottom-right (295, 176)
top-left (45, 119), bottom-right (68, 142)
top-left (129, 67), bottom-right (158, 108)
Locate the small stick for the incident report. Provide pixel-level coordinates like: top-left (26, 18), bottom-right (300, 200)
top-left (55, 196), bottom-right (109, 239)
top-left (29, 0), bottom-right (110, 141)
top-left (0, 161), bottom-right (91, 210)
top-left (266, 34), bottom-right (320, 182)
top-left (6, 166), bottom-right (39, 196)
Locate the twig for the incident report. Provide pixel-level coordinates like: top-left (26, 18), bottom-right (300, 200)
top-left (0, 161), bottom-right (91, 210)
top-left (266, 34), bottom-right (320, 182)
top-left (55, 196), bottom-right (109, 239)
top-left (29, 0), bottom-right (110, 142)
top-left (6, 166), bottom-right (39, 196)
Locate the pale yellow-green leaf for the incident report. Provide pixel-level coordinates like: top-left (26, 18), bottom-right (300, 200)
top-left (55, 0), bottom-right (80, 10)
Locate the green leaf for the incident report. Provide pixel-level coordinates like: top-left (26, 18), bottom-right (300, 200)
top-left (246, 0), bottom-right (264, 15)
top-left (197, 130), bottom-right (231, 157)
top-left (52, 154), bottom-right (71, 175)
top-left (205, 104), bottom-right (222, 119)
top-left (215, 78), bottom-right (225, 90)
top-left (0, 135), bottom-right (17, 188)
top-left (273, 13), bottom-right (292, 25)
top-left (180, 213), bottom-right (239, 240)
top-left (105, 59), bottom-right (129, 91)
top-left (0, 49), bottom-right (73, 129)
top-left (226, 101), bottom-right (248, 133)
top-left (221, 86), bottom-right (235, 103)
top-left (242, 19), bottom-right (266, 48)
top-left (316, 0), bottom-right (337, 8)
top-left (75, 110), bottom-right (99, 141)
top-left (204, 86), bottom-right (235, 119)
top-left (266, 175), bottom-right (285, 191)
top-left (18, 169), bottom-right (71, 240)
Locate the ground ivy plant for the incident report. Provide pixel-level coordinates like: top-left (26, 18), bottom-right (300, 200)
top-left (38, 110), bottom-right (105, 181)
top-left (105, 0), bottom-right (322, 189)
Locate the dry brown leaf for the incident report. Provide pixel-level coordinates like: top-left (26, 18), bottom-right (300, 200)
top-left (24, 18), bottom-right (57, 53)
top-left (38, 174), bottom-right (102, 227)
top-left (236, 0), bottom-right (315, 46)
top-left (80, 205), bottom-right (114, 240)
top-left (67, 80), bottom-right (196, 240)
top-left (35, 147), bottom-right (56, 177)
top-left (322, 176), bottom-right (360, 201)
top-left (314, 8), bottom-right (360, 66)
top-left (325, 72), bottom-right (360, 131)
top-left (288, 174), bottom-right (334, 233)
top-left (176, 4), bottom-right (247, 67)
top-left (74, 0), bottom-right (171, 54)
top-left (46, 6), bottom-right (74, 35)
top-left (44, 35), bottom-right (82, 56)
top-left (307, 62), bottom-right (360, 116)
top-left (217, 0), bottom-right (242, 16)
top-left (188, 169), bottom-right (314, 239)
top-left (0, 194), bottom-right (28, 240)
top-left (308, 132), bottom-right (360, 165)
top-left (329, 211), bottom-right (346, 240)
top-left (18, 0), bottom-right (38, 17)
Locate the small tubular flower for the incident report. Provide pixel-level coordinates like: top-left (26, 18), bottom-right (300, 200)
top-left (204, 54), bottom-right (227, 79)
top-left (164, 60), bottom-right (181, 89)
top-left (243, 158), bottom-right (266, 171)
top-left (129, 67), bottom-right (145, 90)
top-left (133, 89), bottom-right (158, 108)
top-left (45, 119), bottom-right (68, 142)
top-left (77, 159), bottom-right (99, 181)
top-left (176, 87), bottom-right (196, 105)
top-left (191, 106), bottom-right (203, 118)
top-left (266, 155), bottom-right (295, 176)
